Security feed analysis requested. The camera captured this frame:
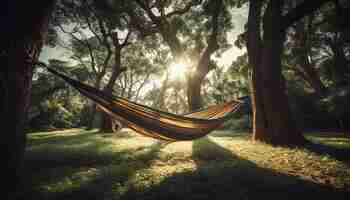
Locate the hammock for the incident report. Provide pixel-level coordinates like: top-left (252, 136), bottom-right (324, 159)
top-left (43, 65), bottom-right (245, 141)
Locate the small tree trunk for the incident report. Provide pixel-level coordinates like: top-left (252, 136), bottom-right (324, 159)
top-left (154, 72), bottom-right (170, 110)
top-left (86, 102), bottom-right (97, 130)
top-left (100, 113), bottom-right (114, 133)
top-left (187, 74), bottom-right (204, 111)
top-left (86, 76), bottom-right (102, 130)
top-left (99, 48), bottom-right (125, 133)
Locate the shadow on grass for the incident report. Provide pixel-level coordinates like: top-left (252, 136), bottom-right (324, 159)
top-left (120, 137), bottom-right (348, 200)
top-left (19, 138), bottom-right (167, 200)
top-left (304, 141), bottom-right (350, 164)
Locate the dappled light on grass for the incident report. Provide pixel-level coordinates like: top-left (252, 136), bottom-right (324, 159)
top-left (23, 130), bottom-right (165, 199)
top-left (211, 133), bottom-right (350, 188)
top-left (305, 132), bottom-right (350, 149)
top-left (21, 129), bottom-right (350, 200)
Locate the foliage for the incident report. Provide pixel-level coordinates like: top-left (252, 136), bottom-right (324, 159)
top-left (34, 0), bottom-right (350, 132)
top-left (29, 60), bottom-right (87, 131)
top-left (279, 0), bottom-right (350, 131)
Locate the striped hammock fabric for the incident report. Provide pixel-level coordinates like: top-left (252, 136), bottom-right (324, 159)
top-left (45, 66), bottom-right (245, 141)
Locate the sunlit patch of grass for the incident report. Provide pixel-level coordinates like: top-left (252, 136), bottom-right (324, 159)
top-left (22, 129), bottom-right (350, 200)
top-left (211, 135), bottom-right (350, 189)
top-left (305, 132), bottom-right (350, 149)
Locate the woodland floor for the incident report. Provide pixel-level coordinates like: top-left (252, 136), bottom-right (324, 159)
top-left (19, 129), bottom-right (350, 200)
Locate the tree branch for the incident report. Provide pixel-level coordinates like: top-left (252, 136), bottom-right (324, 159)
top-left (165, 0), bottom-right (201, 18)
top-left (121, 30), bottom-right (132, 47)
top-left (80, 2), bottom-right (103, 45)
top-left (134, 0), bottom-right (159, 22)
top-left (196, 0), bottom-right (222, 77)
top-left (281, 0), bottom-right (333, 30)
top-left (57, 23), bottom-right (98, 74)
top-left (126, 9), bottom-right (158, 37)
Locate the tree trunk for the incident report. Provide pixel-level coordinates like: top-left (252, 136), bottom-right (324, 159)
top-left (100, 113), bottom-right (114, 133)
top-left (99, 48), bottom-right (125, 133)
top-left (86, 75), bottom-right (102, 130)
top-left (247, 0), bottom-right (267, 140)
top-left (0, 1), bottom-right (56, 198)
top-left (248, 1), bottom-right (305, 146)
top-left (186, 0), bottom-right (222, 111)
top-left (155, 72), bottom-right (170, 110)
top-left (187, 74), bottom-right (203, 111)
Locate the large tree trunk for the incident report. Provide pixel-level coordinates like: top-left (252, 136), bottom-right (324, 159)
top-left (248, 1), bottom-right (305, 146)
top-left (0, 1), bottom-right (56, 198)
top-left (247, 0), bottom-right (267, 140)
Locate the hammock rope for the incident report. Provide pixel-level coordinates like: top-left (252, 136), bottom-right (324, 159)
top-left (36, 62), bottom-right (246, 141)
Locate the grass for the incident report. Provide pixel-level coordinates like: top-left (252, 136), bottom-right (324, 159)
top-left (18, 129), bottom-right (350, 200)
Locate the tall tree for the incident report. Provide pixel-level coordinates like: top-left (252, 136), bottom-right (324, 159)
top-left (55, 0), bottom-right (135, 131)
top-left (0, 0), bottom-right (57, 198)
top-left (127, 0), bottom-right (233, 111)
top-left (55, 0), bottom-right (114, 129)
top-left (247, 0), bottom-right (333, 145)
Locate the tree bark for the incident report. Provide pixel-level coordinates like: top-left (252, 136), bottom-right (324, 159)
top-left (100, 113), bottom-right (115, 133)
top-left (247, 0), bottom-right (267, 140)
top-left (248, 1), bottom-right (305, 146)
top-left (86, 75), bottom-right (103, 130)
top-left (100, 48), bottom-right (125, 133)
top-left (187, 0), bottom-right (222, 111)
top-left (0, 1), bottom-right (56, 198)
top-left (187, 74), bottom-right (204, 111)
top-left (154, 71), bottom-right (170, 110)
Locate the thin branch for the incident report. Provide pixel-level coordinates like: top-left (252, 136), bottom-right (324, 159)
top-left (121, 30), bottom-right (132, 47)
top-left (80, 0), bottom-right (103, 44)
top-left (135, 70), bottom-right (152, 100)
top-left (57, 23), bottom-right (98, 74)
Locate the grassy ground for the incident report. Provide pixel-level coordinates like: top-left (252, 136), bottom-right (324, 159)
top-left (18, 129), bottom-right (350, 200)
